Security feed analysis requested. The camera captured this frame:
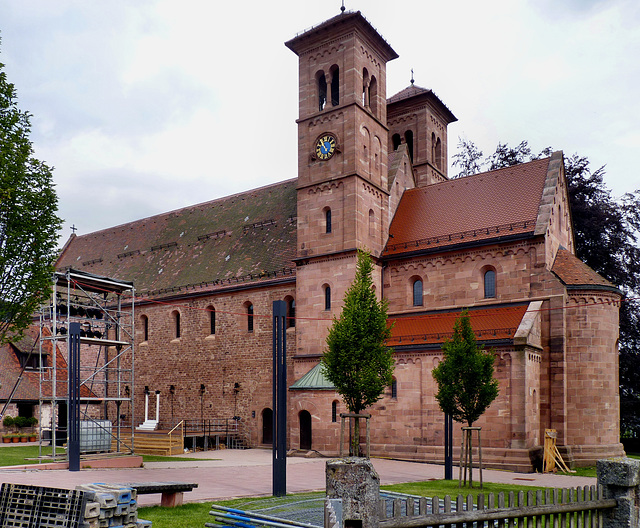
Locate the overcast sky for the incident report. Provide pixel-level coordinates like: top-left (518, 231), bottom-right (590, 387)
top-left (1, 0), bottom-right (638, 241)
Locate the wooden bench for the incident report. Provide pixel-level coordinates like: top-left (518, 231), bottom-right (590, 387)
top-left (119, 481), bottom-right (198, 507)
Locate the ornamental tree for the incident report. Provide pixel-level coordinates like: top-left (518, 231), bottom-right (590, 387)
top-left (432, 309), bottom-right (499, 426)
top-left (322, 250), bottom-right (395, 455)
top-left (0, 50), bottom-right (62, 343)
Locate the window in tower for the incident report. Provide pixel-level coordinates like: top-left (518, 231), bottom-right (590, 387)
top-left (324, 285), bottom-right (331, 311)
top-left (369, 76), bottom-right (378, 116)
top-left (330, 65), bottom-right (339, 106)
top-left (392, 134), bottom-right (402, 151)
top-left (369, 209), bottom-right (375, 238)
top-left (431, 132), bottom-right (436, 163)
top-left (325, 208), bottom-right (332, 234)
top-left (435, 137), bottom-right (442, 169)
top-left (317, 71), bottom-right (327, 112)
top-left (405, 130), bottom-right (414, 162)
top-left (362, 68), bottom-right (369, 106)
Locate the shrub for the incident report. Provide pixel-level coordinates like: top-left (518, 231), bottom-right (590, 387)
top-left (2, 416), bottom-right (14, 428)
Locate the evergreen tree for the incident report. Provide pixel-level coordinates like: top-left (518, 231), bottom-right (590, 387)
top-left (322, 250), bottom-right (395, 455)
top-left (432, 310), bottom-right (499, 426)
top-left (0, 49), bottom-right (62, 343)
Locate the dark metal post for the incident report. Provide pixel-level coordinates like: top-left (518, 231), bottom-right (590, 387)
top-left (444, 412), bottom-right (453, 480)
top-left (272, 300), bottom-right (287, 496)
top-left (68, 322), bottom-right (81, 471)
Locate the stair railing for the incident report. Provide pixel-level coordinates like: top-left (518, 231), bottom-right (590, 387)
top-left (167, 420), bottom-right (184, 453)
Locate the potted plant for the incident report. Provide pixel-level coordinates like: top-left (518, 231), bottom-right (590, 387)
top-left (19, 433), bottom-right (28, 443)
top-left (2, 434), bottom-right (11, 443)
top-left (2, 415), bottom-right (15, 432)
top-left (11, 434), bottom-right (19, 443)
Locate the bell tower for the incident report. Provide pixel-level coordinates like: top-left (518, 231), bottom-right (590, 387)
top-left (286, 11), bottom-right (398, 356)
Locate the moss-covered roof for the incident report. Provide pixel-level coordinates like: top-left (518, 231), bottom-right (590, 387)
top-left (56, 179), bottom-right (298, 296)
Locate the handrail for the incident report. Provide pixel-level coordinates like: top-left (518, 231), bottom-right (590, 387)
top-left (167, 420), bottom-right (184, 435)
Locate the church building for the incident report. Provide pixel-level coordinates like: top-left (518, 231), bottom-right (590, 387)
top-left (55, 10), bottom-right (623, 471)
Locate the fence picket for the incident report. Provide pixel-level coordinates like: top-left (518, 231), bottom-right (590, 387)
top-left (378, 483), bottom-right (616, 528)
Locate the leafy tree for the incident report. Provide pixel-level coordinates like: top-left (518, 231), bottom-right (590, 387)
top-left (451, 137), bottom-right (485, 177)
top-left (322, 250), bottom-right (395, 455)
top-left (0, 49), bottom-right (62, 344)
top-left (451, 138), bottom-right (640, 434)
top-left (432, 310), bottom-right (499, 426)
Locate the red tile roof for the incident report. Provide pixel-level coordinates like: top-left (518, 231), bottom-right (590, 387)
top-left (387, 305), bottom-right (529, 347)
top-left (552, 248), bottom-right (618, 290)
top-left (384, 157), bottom-right (551, 256)
top-left (56, 180), bottom-right (298, 296)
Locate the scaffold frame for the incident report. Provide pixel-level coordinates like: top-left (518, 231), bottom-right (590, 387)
top-left (38, 268), bottom-right (135, 463)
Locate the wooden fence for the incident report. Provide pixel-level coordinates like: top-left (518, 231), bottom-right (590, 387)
top-left (379, 486), bottom-right (617, 528)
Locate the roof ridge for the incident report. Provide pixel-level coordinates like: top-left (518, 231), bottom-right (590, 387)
top-left (62, 178), bottom-right (298, 239)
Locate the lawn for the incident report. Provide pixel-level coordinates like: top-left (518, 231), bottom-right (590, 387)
top-left (0, 445), bottom-right (204, 467)
top-left (138, 479), bottom-right (574, 528)
top-left (0, 445), bottom-right (53, 466)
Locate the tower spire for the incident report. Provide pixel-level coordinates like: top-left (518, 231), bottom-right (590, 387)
top-left (340, 1), bottom-right (345, 13)
top-left (410, 68), bottom-right (414, 85)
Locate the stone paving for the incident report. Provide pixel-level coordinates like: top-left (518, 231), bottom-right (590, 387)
top-left (0, 448), bottom-right (597, 507)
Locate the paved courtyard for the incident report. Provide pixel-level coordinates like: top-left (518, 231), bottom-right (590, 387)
top-left (0, 448), bottom-right (597, 507)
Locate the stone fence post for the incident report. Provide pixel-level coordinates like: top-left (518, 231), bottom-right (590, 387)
top-left (326, 457), bottom-right (380, 528)
top-left (597, 457), bottom-right (640, 528)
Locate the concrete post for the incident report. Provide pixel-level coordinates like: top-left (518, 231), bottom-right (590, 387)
top-left (597, 457), bottom-right (640, 528)
top-left (326, 457), bottom-right (380, 528)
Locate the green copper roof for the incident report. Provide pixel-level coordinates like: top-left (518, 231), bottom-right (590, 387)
top-left (290, 362), bottom-right (335, 390)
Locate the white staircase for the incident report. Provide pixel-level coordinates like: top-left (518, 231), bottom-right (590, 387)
top-left (136, 419), bottom-right (158, 431)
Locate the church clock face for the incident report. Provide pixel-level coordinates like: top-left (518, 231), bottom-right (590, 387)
top-left (315, 133), bottom-right (337, 160)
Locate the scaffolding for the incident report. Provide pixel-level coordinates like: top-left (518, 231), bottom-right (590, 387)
top-left (38, 268), bottom-right (135, 462)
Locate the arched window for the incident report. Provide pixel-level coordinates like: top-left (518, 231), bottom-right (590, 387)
top-left (412, 279), bottom-right (423, 307)
top-left (369, 209), bottom-right (375, 238)
top-left (247, 303), bottom-right (254, 332)
top-left (324, 285), bottom-right (331, 311)
top-left (391, 377), bottom-right (398, 400)
top-left (405, 130), bottom-right (414, 162)
top-left (330, 65), bottom-right (339, 106)
top-left (325, 208), bottom-right (332, 234)
top-left (286, 297), bottom-right (296, 328)
top-left (435, 137), bottom-right (442, 169)
top-left (208, 306), bottom-right (215, 335)
top-left (431, 132), bottom-right (436, 163)
top-left (172, 310), bottom-right (181, 339)
top-left (332, 400), bottom-right (338, 423)
top-left (484, 269), bottom-right (496, 298)
top-left (317, 71), bottom-right (327, 112)
top-left (362, 68), bottom-right (369, 106)
top-left (141, 315), bottom-right (149, 342)
top-left (369, 76), bottom-right (378, 116)
top-left (392, 133), bottom-right (402, 151)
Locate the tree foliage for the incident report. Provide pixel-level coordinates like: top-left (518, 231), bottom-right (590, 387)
top-left (432, 310), bottom-right (499, 426)
top-left (322, 250), bottom-right (395, 415)
top-left (0, 52), bottom-right (62, 343)
top-left (452, 138), bottom-right (640, 433)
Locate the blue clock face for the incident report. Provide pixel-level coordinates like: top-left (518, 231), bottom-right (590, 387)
top-left (315, 134), bottom-right (337, 160)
